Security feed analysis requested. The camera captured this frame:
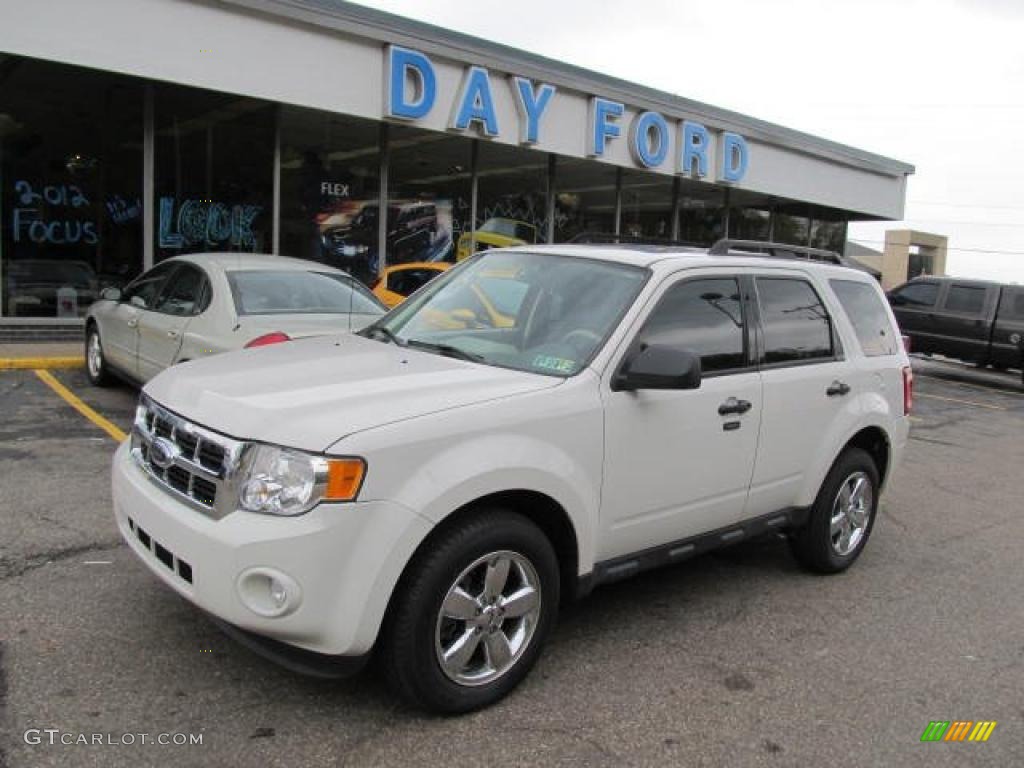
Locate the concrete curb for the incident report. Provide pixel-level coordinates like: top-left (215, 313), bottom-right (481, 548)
top-left (0, 356), bottom-right (85, 370)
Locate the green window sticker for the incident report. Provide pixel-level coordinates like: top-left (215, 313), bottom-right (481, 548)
top-left (532, 355), bottom-right (577, 374)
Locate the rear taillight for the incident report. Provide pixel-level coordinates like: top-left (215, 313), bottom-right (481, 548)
top-left (902, 365), bottom-right (913, 415)
top-left (245, 332), bottom-right (291, 349)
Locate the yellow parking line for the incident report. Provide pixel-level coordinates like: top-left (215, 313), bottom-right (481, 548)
top-left (34, 369), bottom-right (128, 442)
top-left (915, 392), bottom-right (1007, 411)
top-left (1, 356), bottom-right (84, 370)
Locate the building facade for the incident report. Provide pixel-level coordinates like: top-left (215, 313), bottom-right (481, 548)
top-left (0, 0), bottom-right (914, 335)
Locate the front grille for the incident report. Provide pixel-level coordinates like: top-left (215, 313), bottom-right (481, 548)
top-left (131, 395), bottom-right (244, 519)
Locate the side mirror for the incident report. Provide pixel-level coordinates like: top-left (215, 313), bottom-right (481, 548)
top-left (613, 345), bottom-right (702, 392)
top-left (129, 295), bottom-right (147, 309)
top-left (887, 293), bottom-right (906, 306)
top-left (100, 287), bottom-right (122, 302)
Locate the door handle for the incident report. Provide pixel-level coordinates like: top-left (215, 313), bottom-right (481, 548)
top-left (826, 380), bottom-right (851, 397)
top-left (167, 330), bottom-right (179, 339)
top-left (127, 317), bottom-right (138, 328)
top-left (718, 397), bottom-right (753, 416)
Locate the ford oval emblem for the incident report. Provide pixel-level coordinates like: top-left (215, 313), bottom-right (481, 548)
top-left (150, 437), bottom-right (179, 470)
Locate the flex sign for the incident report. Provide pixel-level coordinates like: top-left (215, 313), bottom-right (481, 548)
top-left (384, 45), bottom-right (749, 183)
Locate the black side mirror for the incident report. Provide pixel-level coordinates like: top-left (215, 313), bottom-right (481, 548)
top-left (100, 287), bottom-right (122, 302)
top-left (888, 293), bottom-right (905, 306)
top-left (613, 345), bottom-right (702, 392)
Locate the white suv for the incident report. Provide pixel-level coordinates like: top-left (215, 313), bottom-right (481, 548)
top-left (112, 241), bottom-right (911, 713)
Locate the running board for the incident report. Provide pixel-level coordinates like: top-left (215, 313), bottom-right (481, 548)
top-left (589, 507), bottom-right (809, 588)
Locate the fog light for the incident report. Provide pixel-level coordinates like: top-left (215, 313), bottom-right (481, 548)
top-left (236, 567), bottom-right (302, 618)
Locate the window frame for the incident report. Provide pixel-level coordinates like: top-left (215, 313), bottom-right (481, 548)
top-left (122, 261), bottom-right (179, 310)
top-left (152, 263), bottom-right (211, 317)
top-left (619, 272), bottom-right (756, 381)
top-left (750, 274), bottom-right (844, 370)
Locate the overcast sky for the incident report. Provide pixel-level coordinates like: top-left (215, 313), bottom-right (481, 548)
top-left (353, 0), bottom-right (1024, 282)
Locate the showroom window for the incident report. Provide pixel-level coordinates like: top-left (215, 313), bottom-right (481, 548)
top-left (729, 207), bottom-right (772, 241)
top-left (279, 106), bottom-right (380, 275)
top-left (773, 207), bottom-right (811, 246)
top-left (472, 141), bottom-right (548, 258)
top-left (153, 84), bottom-right (275, 262)
top-left (809, 209), bottom-right (847, 253)
top-left (553, 157), bottom-right (616, 242)
top-left (620, 170), bottom-right (674, 240)
top-left (677, 182), bottom-right (725, 245)
top-left (385, 126), bottom-right (472, 280)
top-left (0, 56), bottom-right (143, 318)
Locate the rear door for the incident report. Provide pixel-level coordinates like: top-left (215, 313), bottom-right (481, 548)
top-left (745, 272), bottom-right (855, 517)
top-left (991, 287), bottom-right (1024, 369)
top-left (888, 279), bottom-right (942, 352)
top-left (135, 264), bottom-right (205, 381)
top-left (932, 282), bottom-right (998, 363)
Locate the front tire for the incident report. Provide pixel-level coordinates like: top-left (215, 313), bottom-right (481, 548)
top-left (85, 326), bottom-right (112, 386)
top-left (790, 447), bottom-right (880, 574)
top-left (381, 509), bottom-right (559, 714)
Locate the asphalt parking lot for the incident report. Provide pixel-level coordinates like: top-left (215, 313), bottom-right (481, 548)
top-left (1, 358), bottom-right (1022, 767)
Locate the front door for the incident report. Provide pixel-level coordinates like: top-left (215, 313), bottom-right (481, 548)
top-left (599, 273), bottom-right (762, 561)
top-left (107, 261), bottom-right (178, 377)
top-left (135, 264), bottom-right (204, 381)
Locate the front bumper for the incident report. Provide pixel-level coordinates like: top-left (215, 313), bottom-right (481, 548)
top-left (112, 441), bottom-right (432, 656)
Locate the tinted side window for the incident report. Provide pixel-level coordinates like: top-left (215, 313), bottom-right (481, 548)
top-left (640, 278), bottom-right (746, 373)
top-left (995, 289), bottom-right (1024, 320)
top-left (123, 262), bottom-right (177, 309)
top-left (756, 278), bottom-right (834, 364)
top-left (155, 265), bottom-right (204, 316)
top-left (893, 281), bottom-right (939, 308)
top-left (944, 284), bottom-right (987, 314)
top-left (830, 279), bottom-right (898, 357)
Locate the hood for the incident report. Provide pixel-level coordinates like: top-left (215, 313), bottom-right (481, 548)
top-left (144, 334), bottom-right (560, 452)
top-left (234, 313), bottom-right (380, 342)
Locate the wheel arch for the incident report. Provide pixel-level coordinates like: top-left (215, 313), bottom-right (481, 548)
top-left (383, 489), bottom-right (581, 628)
top-left (843, 425), bottom-right (891, 489)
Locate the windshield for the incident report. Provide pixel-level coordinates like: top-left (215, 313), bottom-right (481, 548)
top-left (362, 250), bottom-right (648, 377)
top-left (228, 270), bottom-right (385, 316)
top-left (480, 218), bottom-right (537, 242)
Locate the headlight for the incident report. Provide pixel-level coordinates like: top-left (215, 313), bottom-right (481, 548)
top-left (239, 445), bottom-right (366, 516)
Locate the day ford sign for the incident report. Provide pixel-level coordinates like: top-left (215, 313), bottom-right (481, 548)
top-left (384, 45), bottom-right (749, 183)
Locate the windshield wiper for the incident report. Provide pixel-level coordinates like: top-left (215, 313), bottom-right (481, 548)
top-left (405, 339), bottom-right (484, 363)
top-left (362, 325), bottom-right (407, 347)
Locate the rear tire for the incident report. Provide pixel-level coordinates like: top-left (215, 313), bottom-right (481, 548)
top-left (85, 326), bottom-right (112, 387)
top-left (790, 447), bottom-right (880, 574)
top-left (380, 509), bottom-right (559, 714)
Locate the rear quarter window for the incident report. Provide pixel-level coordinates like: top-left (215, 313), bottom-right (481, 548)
top-left (830, 279), bottom-right (899, 357)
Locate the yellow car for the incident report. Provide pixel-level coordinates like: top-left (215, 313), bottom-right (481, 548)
top-left (372, 262), bottom-right (450, 308)
top-left (455, 218), bottom-right (539, 261)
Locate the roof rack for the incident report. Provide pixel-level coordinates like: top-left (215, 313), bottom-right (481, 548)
top-left (568, 232), bottom-right (704, 248)
top-left (709, 239), bottom-right (845, 265)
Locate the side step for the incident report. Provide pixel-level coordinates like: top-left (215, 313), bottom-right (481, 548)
top-left (590, 507), bottom-right (809, 588)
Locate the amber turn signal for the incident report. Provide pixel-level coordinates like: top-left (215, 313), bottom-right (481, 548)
top-left (324, 458), bottom-right (366, 501)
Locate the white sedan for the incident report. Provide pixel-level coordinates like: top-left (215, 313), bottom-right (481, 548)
top-left (84, 253), bottom-right (385, 386)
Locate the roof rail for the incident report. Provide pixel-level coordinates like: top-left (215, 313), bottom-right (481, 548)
top-left (709, 239), bottom-right (845, 265)
top-left (568, 232), bottom-right (704, 248)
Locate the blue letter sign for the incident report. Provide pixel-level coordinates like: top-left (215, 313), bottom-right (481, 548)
top-left (719, 132), bottom-right (749, 183)
top-left (630, 111), bottom-right (670, 168)
top-left (451, 66), bottom-right (500, 136)
top-left (588, 98), bottom-right (624, 157)
top-left (680, 121), bottom-right (710, 178)
top-left (511, 77), bottom-right (556, 145)
top-left (386, 45), bottom-right (436, 120)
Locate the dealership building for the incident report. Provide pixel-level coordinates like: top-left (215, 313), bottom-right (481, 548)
top-left (0, 0), bottom-right (914, 338)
